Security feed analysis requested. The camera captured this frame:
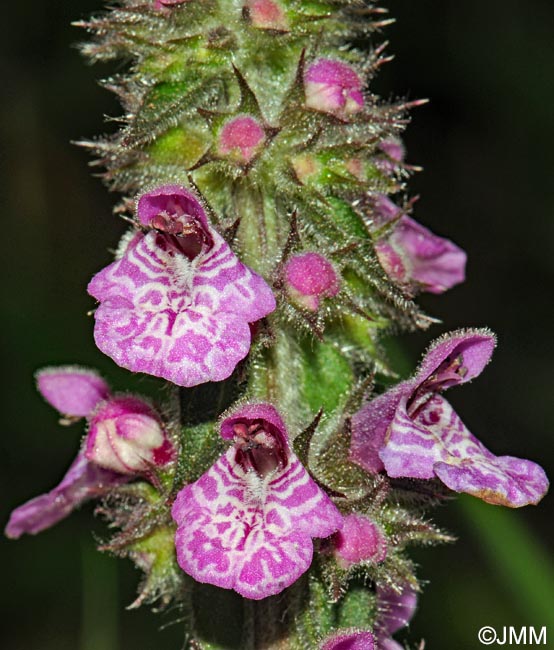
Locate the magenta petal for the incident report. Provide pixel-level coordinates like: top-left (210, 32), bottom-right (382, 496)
top-left (36, 366), bottom-right (110, 417)
top-left (371, 195), bottom-right (466, 295)
top-left (220, 402), bottom-right (288, 443)
top-left (5, 450), bottom-right (126, 539)
top-left (349, 384), bottom-right (407, 474)
top-left (382, 395), bottom-right (549, 507)
top-left (304, 58), bottom-right (364, 117)
top-left (137, 185), bottom-right (209, 229)
top-left (88, 224), bottom-right (275, 387)
top-left (434, 455), bottom-right (549, 508)
top-left (378, 394), bottom-right (445, 480)
top-left (376, 585), bottom-right (418, 637)
top-left (415, 328), bottom-right (496, 386)
top-left (392, 216), bottom-right (466, 294)
top-left (172, 448), bottom-right (342, 599)
top-left (333, 514), bottom-right (387, 568)
top-left (321, 629), bottom-right (375, 650)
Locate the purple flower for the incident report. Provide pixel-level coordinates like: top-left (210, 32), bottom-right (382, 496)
top-left (217, 115), bottom-right (266, 164)
top-left (171, 403), bottom-right (343, 599)
top-left (372, 195), bottom-right (466, 295)
top-left (304, 59), bottom-right (364, 118)
top-left (375, 585), bottom-right (417, 650)
top-left (284, 252), bottom-right (340, 311)
top-left (88, 185), bottom-right (276, 387)
top-left (350, 330), bottom-right (549, 507)
top-left (6, 367), bottom-right (120, 538)
top-left (333, 513), bottom-right (387, 569)
top-left (5, 367), bottom-right (173, 539)
top-left (321, 629), bottom-right (375, 650)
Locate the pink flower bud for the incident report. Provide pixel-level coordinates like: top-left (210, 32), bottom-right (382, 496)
top-left (304, 59), bottom-right (364, 118)
top-left (218, 115), bottom-right (266, 164)
top-left (284, 252), bottom-right (340, 311)
top-left (86, 396), bottom-right (174, 475)
top-left (333, 513), bottom-right (387, 569)
top-left (246, 0), bottom-right (289, 31)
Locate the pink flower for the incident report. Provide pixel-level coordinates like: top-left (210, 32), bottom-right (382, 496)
top-left (333, 513), bottom-right (387, 569)
top-left (172, 403), bottom-right (343, 599)
top-left (88, 185), bottom-right (276, 387)
top-left (375, 585), bottom-right (418, 650)
top-left (304, 59), bottom-right (364, 118)
top-left (246, 0), bottom-right (289, 31)
top-left (350, 330), bottom-right (549, 507)
top-left (217, 115), bottom-right (265, 164)
top-left (321, 629), bottom-right (375, 650)
top-left (284, 252), bottom-right (340, 311)
top-left (372, 195), bottom-right (466, 295)
top-left (5, 367), bottom-right (173, 539)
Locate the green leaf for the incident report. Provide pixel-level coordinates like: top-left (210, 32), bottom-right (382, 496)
top-left (300, 337), bottom-right (353, 415)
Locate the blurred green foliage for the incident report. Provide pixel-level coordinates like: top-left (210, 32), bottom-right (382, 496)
top-left (1, 1), bottom-right (552, 648)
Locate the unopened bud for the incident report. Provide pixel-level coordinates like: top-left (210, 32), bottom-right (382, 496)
top-left (284, 252), bottom-right (340, 311)
top-left (86, 396), bottom-right (174, 475)
top-left (246, 0), bottom-right (289, 31)
top-left (304, 59), bottom-right (364, 118)
top-left (218, 115), bottom-right (265, 164)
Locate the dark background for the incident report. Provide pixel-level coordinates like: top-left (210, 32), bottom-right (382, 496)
top-left (1, 1), bottom-right (553, 648)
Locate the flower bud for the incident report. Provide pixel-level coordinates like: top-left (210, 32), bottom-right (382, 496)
top-left (86, 396), bottom-right (174, 475)
top-left (284, 252), bottom-right (340, 311)
top-left (217, 115), bottom-right (266, 164)
top-left (333, 513), bottom-right (387, 569)
top-left (245, 0), bottom-right (289, 31)
top-left (304, 59), bottom-right (364, 118)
